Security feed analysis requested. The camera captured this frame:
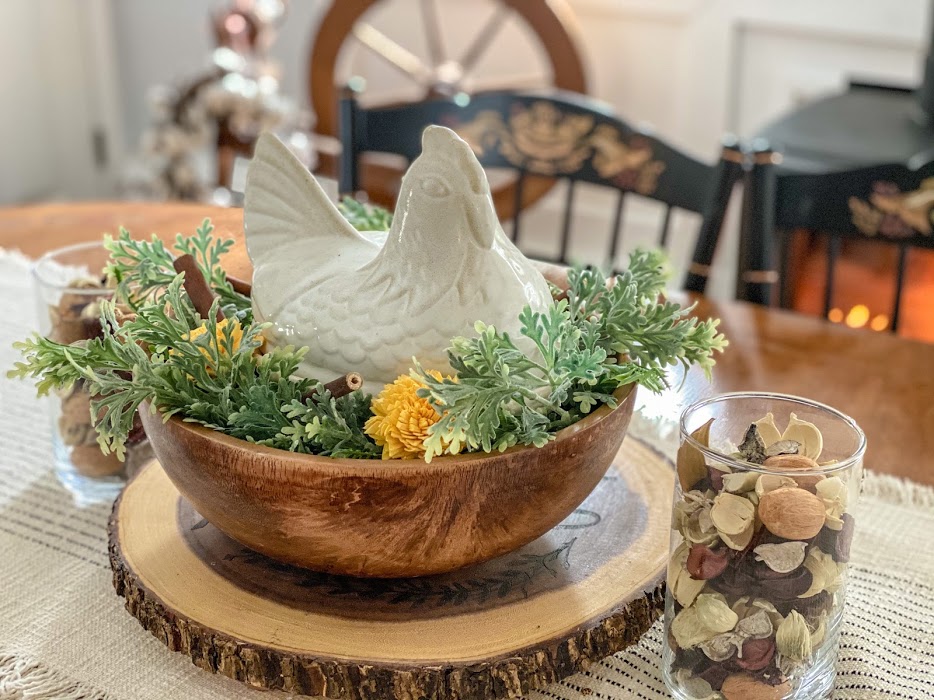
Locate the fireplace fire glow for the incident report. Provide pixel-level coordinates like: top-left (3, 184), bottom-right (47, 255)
top-left (786, 233), bottom-right (934, 341)
top-left (827, 304), bottom-right (890, 332)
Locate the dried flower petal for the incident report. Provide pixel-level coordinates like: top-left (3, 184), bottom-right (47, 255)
top-left (780, 412), bottom-right (823, 460)
top-left (736, 637), bottom-right (776, 671)
top-left (816, 476), bottom-right (848, 502)
top-left (685, 489), bottom-right (713, 505)
top-left (711, 493), bottom-right (756, 536)
top-left (694, 593), bottom-right (739, 634)
top-left (698, 662), bottom-right (732, 692)
top-left (753, 412), bottom-right (782, 447)
top-left (687, 544), bottom-right (730, 580)
top-left (669, 542), bottom-right (707, 607)
top-left (816, 476), bottom-right (849, 529)
top-left (673, 496), bottom-right (701, 531)
top-left (670, 593), bottom-right (738, 649)
top-left (700, 632), bottom-right (741, 661)
top-left (732, 597), bottom-right (785, 632)
top-left (765, 439), bottom-right (801, 456)
top-left (671, 606), bottom-right (714, 649)
top-left (685, 508), bottom-right (720, 546)
top-left (668, 541), bottom-right (689, 587)
top-left (708, 465), bottom-right (728, 492)
top-left (673, 491), bottom-right (713, 539)
top-left (755, 473), bottom-right (797, 497)
top-left (678, 417), bottom-right (714, 491)
top-left (722, 471), bottom-right (759, 494)
top-left (776, 610), bottom-right (812, 661)
top-left (760, 566), bottom-right (814, 601)
top-left (720, 523), bottom-right (755, 551)
top-left (799, 548), bottom-right (844, 598)
top-left (754, 541), bottom-right (807, 573)
top-left (735, 610), bottom-right (774, 639)
top-left (674, 670), bottom-right (718, 700)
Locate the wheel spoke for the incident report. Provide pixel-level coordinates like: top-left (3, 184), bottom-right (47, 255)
top-left (420, 0), bottom-right (445, 67)
top-left (352, 22), bottom-right (433, 85)
top-left (457, 4), bottom-right (511, 77)
top-left (464, 72), bottom-right (549, 94)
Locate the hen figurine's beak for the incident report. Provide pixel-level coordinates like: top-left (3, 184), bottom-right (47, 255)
top-left (421, 126), bottom-right (486, 195)
top-left (421, 126), bottom-right (495, 249)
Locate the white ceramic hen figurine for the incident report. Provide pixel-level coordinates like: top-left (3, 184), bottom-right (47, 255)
top-left (244, 127), bottom-right (552, 386)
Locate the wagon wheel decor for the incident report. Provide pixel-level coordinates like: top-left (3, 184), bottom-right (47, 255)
top-left (308, 0), bottom-right (588, 217)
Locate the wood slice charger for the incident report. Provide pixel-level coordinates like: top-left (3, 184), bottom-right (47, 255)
top-left (109, 437), bottom-right (671, 700)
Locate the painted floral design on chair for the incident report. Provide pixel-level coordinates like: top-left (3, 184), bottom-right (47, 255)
top-left (591, 126), bottom-right (666, 195)
top-left (506, 102), bottom-right (594, 174)
top-left (849, 179), bottom-right (934, 238)
top-left (453, 102), bottom-right (666, 194)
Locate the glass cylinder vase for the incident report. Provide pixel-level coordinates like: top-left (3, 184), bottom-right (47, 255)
top-left (663, 392), bottom-right (865, 700)
top-left (32, 242), bottom-right (152, 502)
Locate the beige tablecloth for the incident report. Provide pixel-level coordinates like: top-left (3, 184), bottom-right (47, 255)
top-left (1, 249), bottom-right (933, 700)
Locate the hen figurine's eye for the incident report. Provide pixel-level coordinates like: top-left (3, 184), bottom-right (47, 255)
top-left (420, 176), bottom-right (451, 198)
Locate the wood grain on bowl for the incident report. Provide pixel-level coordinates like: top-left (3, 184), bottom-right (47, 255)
top-left (138, 383), bottom-right (637, 577)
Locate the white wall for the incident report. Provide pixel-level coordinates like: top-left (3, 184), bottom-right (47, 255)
top-left (0, 0), bottom-right (121, 203)
top-left (0, 0), bottom-right (57, 202)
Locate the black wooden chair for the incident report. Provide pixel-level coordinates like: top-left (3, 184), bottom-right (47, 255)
top-left (738, 142), bottom-right (934, 331)
top-left (339, 87), bottom-right (742, 293)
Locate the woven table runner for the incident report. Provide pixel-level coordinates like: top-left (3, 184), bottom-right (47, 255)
top-left (1, 248), bottom-right (932, 700)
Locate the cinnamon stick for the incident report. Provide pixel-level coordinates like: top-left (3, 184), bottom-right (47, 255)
top-left (173, 254), bottom-right (224, 321)
top-left (227, 275), bottom-right (252, 296)
top-left (303, 372), bottom-right (363, 402)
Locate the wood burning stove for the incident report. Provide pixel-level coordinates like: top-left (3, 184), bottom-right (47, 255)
top-left (749, 21), bottom-right (934, 342)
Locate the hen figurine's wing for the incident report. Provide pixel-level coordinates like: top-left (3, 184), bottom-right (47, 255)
top-left (245, 133), bottom-right (369, 264)
top-left (244, 133), bottom-right (379, 320)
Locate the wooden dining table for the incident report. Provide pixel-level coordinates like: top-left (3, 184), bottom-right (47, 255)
top-left (4, 201), bottom-right (933, 485)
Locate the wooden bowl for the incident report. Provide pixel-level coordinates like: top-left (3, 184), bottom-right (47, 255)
top-left (139, 384), bottom-right (637, 578)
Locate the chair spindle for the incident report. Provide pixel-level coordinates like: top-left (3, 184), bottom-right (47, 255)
top-left (823, 234), bottom-right (840, 319)
top-left (607, 190), bottom-right (626, 272)
top-left (511, 171), bottom-right (526, 243)
top-left (559, 181), bottom-right (576, 264)
top-left (778, 229), bottom-right (791, 309)
top-left (892, 244), bottom-right (908, 332)
top-left (659, 205), bottom-right (673, 248)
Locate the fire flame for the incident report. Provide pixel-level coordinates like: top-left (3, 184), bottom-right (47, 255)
top-left (828, 304), bottom-right (889, 331)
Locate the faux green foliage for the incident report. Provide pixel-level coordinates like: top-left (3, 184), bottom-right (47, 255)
top-left (104, 219), bottom-right (251, 316)
top-left (10, 217), bottom-right (726, 464)
top-left (415, 249), bottom-right (727, 460)
top-left (279, 392), bottom-right (382, 459)
top-left (337, 197), bottom-right (393, 231)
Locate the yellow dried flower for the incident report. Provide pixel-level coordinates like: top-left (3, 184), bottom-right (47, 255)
top-left (180, 318), bottom-right (246, 370)
top-left (365, 372), bottom-right (460, 460)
